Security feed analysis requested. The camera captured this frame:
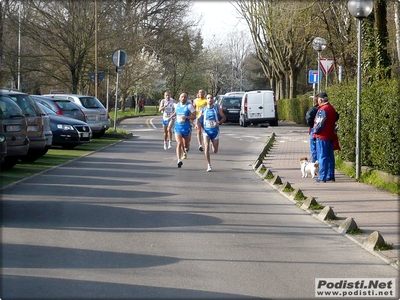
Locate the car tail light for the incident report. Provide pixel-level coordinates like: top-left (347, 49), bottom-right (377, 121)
top-left (244, 96), bottom-right (248, 113)
top-left (107, 112), bottom-right (110, 119)
top-left (80, 109), bottom-right (87, 120)
top-left (274, 96), bottom-right (277, 111)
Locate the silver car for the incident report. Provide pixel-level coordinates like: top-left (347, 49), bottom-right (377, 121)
top-left (43, 94), bottom-right (110, 137)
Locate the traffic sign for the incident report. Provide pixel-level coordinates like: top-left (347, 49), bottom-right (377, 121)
top-left (112, 49), bottom-right (127, 67)
top-left (308, 70), bottom-right (321, 84)
top-left (88, 72), bottom-right (105, 85)
top-left (319, 58), bottom-right (334, 75)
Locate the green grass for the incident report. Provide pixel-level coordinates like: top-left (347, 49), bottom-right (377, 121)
top-left (0, 137), bottom-right (122, 188)
top-left (335, 155), bottom-right (400, 195)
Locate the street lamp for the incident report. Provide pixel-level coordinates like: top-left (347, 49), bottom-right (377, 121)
top-left (347, 0), bottom-right (373, 180)
top-left (312, 37), bottom-right (326, 94)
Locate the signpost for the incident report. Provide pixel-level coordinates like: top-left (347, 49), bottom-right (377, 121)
top-left (112, 49), bottom-right (127, 132)
top-left (319, 58), bottom-right (335, 90)
top-left (308, 70), bottom-right (322, 96)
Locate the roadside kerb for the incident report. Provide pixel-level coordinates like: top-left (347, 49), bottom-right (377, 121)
top-left (252, 133), bottom-right (399, 270)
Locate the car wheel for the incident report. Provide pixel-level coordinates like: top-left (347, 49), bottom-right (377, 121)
top-left (93, 129), bottom-right (105, 138)
top-left (19, 151), bottom-right (42, 163)
top-left (1, 157), bottom-right (19, 169)
top-left (62, 144), bottom-right (77, 149)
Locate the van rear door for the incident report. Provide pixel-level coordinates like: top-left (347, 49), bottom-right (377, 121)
top-left (247, 92), bottom-right (263, 119)
top-left (261, 91), bottom-right (275, 118)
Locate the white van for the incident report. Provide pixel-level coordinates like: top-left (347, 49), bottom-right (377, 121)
top-left (239, 90), bottom-right (278, 127)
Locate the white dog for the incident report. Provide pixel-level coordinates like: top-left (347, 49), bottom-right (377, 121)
top-left (300, 157), bottom-right (319, 178)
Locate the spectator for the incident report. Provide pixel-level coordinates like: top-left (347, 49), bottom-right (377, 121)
top-left (312, 92), bottom-right (338, 182)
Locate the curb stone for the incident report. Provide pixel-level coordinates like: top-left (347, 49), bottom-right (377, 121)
top-left (254, 133), bottom-right (399, 270)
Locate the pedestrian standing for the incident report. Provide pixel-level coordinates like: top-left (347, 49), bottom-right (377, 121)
top-left (305, 95), bottom-right (319, 162)
top-left (197, 94), bottom-right (227, 172)
top-left (193, 89), bottom-right (207, 152)
top-left (158, 91), bottom-right (175, 150)
top-left (312, 92), bottom-right (337, 182)
top-left (169, 92), bottom-right (196, 168)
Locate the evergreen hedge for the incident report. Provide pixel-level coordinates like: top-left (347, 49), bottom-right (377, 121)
top-left (277, 79), bottom-right (400, 175)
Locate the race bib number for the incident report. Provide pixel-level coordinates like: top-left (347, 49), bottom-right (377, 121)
top-left (177, 115), bottom-right (186, 123)
top-left (165, 106), bottom-right (173, 113)
top-left (205, 120), bottom-right (217, 128)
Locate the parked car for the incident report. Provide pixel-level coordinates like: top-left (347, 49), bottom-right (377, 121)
top-left (1, 89), bottom-right (47, 162)
top-left (35, 100), bottom-right (53, 156)
top-left (0, 95), bottom-right (29, 169)
top-left (240, 89), bottom-right (278, 127)
top-left (32, 95), bottom-right (103, 138)
top-left (43, 94), bottom-right (110, 137)
top-left (218, 92), bottom-right (244, 123)
top-left (37, 102), bottom-right (92, 149)
top-left (0, 126), bottom-right (7, 163)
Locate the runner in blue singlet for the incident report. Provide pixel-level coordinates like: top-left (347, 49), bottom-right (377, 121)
top-left (197, 94), bottom-right (227, 172)
top-left (168, 92), bottom-right (196, 168)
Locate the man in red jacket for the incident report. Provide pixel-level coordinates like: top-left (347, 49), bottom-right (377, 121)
top-left (312, 92), bottom-right (337, 182)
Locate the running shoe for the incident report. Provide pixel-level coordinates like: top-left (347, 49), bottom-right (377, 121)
top-left (177, 160), bottom-right (183, 168)
top-left (198, 145), bottom-right (204, 152)
top-left (163, 141), bottom-right (167, 150)
top-left (182, 152), bottom-right (187, 159)
top-left (168, 141), bottom-right (172, 149)
top-left (206, 164), bottom-right (212, 172)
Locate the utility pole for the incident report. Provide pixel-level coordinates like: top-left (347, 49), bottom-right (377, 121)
top-left (94, 0), bottom-right (98, 98)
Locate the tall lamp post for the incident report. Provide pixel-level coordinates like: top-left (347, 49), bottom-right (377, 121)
top-left (347, 0), bottom-right (374, 180)
top-left (312, 37), bottom-right (326, 94)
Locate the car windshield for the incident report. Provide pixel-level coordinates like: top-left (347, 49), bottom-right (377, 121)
top-left (79, 97), bottom-right (104, 109)
top-left (223, 97), bottom-right (241, 107)
top-left (36, 102), bottom-right (57, 115)
top-left (56, 101), bottom-right (81, 111)
top-left (0, 96), bottom-right (25, 118)
top-left (8, 94), bottom-right (39, 116)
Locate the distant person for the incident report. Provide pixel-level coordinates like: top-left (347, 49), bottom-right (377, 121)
top-left (305, 95), bottom-right (319, 162)
top-left (197, 94), bottom-right (227, 172)
top-left (158, 91), bottom-right (175, 150)
top-left (139, 98), bottom-right (145, 112)
top-left (312, 92), bottom-right (338, 182)
top-left (193, 89), bottom-right (207, 152)
top-left (168, 92), bottom-right (196, 168)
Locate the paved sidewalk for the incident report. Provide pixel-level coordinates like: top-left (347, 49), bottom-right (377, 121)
top-left (258, 124), bottom-right (399, 267)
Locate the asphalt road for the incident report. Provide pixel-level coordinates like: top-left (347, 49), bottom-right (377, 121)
top-left (1, 117), bottom-right (398, 299)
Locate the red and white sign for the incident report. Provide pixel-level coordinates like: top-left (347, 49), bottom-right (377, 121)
top-left (319, 58), bottom-right (334, 75)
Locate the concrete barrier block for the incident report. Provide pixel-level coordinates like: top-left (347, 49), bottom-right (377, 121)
top-left (318, 206), bottom-right (335, 220)
top-left (263, 168), bottom-right (273, 179)
top-left (363, 231), bottom-right (386, 250)
top-left (301, 197), bottom-right (318, 210)
top-left (280, 181), bottom-right (292, 191)
top-left (271, 175), bottom-right (282, 185)
top-left (291, 188), bottom-right (305, 200)
top-left (338, 217), bottom-right (358, 235)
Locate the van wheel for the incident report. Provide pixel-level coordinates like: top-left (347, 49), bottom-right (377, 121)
top-left (241, 116), bottom-right (248, 127)
top-left (269, 120), bottom-right (279, 126)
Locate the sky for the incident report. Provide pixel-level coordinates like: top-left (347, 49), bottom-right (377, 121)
top-left (191, 1), bottom-right (249, 47)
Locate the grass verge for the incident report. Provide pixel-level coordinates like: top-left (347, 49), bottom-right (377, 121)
top-left (0, 136), bottom-right (123, 189)
top-left (335, 155), bottom-right (400, 195)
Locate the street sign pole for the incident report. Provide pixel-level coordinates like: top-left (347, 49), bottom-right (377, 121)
top-left (111, 49), bottom-right (127, 132)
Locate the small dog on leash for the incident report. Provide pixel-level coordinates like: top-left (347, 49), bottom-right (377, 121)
top-left (300, 157), bottom-right (319, 178)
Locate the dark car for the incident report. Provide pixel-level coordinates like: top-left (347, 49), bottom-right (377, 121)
top-left (43, 94), bottom-right (110, 137)
top-left (218, 93), bottom-right (243, 123)
top-left (0, 95), bottom-right (29, 169)
top-left (0, 126), bottom-right (7, 163)
top-left (37, 102), bottom-right (92, 149)
top-left (1, 89), bottom-right (46, 162)
top-left (35, 100), bottom-right (53, 156)
top-left (32, 95), bottom-right (103, 138)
